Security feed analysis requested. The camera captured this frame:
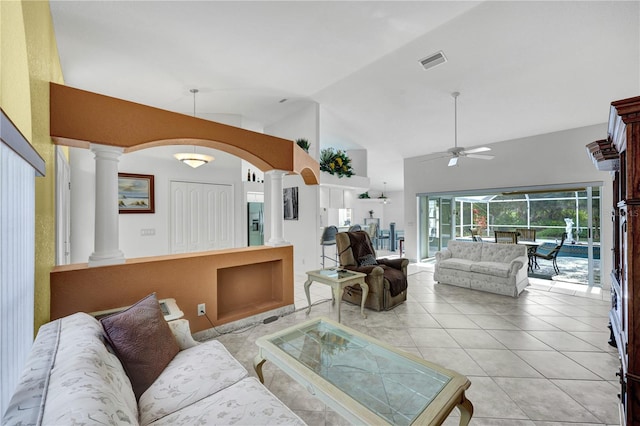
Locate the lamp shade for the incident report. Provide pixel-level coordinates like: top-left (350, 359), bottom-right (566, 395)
top-left (173, 152), bottom-right (214, 168)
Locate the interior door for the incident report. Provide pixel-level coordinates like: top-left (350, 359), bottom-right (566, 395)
top-left (170, 181), bottom-right (233, 253)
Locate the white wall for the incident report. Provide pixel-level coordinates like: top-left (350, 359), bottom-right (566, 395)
top-left (264, 102), bottom-right (322, 277)
top-left (382, 190), bottom-right (404, 231)
top-left (351, 190), bottom-right (403, 229)
top-left (403, 123), bottom-right (613, 287)
top-left (70, 145), bottom-right (243, 263)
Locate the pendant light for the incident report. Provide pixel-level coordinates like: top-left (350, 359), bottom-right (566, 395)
top-left (173, 89), bottom-right (214, 168)
top-left (380, 182), bottom-right (389, 204)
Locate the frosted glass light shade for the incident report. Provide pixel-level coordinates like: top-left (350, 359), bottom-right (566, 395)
top-left (173, 152), bottom-right (214, 168)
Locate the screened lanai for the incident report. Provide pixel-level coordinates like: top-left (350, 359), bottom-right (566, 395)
top-left (418, 186), bottom-right (601, 286)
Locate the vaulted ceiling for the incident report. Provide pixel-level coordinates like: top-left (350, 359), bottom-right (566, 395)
top-left (50, 1), bottom-right (640, 191)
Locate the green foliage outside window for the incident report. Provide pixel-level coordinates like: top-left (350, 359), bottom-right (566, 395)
top-left (459, 191), bottom-right (600, 242)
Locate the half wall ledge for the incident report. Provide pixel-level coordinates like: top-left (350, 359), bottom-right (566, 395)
top-left (49, 82), bottom-right (319, 185)
top-left (50, 246), bottom-right (294, 333)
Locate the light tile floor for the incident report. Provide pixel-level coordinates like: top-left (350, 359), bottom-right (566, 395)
top-left (216, 262), bottom-right (620, 425)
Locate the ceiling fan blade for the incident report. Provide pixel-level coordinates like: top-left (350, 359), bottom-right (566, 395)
top-left (448, 156), bottom-right (459, 167)
top-left (464, 146), bottom-right (491, 154)
top-left (419, 152), bottom-right (451, 163)
top-left (466, 154), bottom-right (495, 160)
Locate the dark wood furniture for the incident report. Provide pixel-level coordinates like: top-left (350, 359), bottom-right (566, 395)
top-left (600, 96), bottom-right (640, 426)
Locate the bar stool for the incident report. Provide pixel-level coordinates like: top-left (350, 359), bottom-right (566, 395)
top-left (320, 226), bottom-right (338, 268)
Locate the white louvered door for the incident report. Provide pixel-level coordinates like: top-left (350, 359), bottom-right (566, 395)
top-left (170, 181), bottom-right (233, 253)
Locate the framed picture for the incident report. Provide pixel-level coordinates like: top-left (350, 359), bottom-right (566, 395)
top-left (118, 173), bottom-right (155, 214)
top-left (283, 187), bottom-right (298, 220)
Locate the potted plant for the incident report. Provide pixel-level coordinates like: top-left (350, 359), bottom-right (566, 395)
top-left (296, 138), bottom-right (310, 153)
top-left (319, 148), bottom-right (354, 178)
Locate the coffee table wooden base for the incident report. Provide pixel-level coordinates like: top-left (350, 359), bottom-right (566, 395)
top-left (458, 395), bottom-right (474, 425)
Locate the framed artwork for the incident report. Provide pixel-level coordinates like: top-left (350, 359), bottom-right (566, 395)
top-left (118, 173), bottom-right (155, 214)
top-left (283, 187), bottom-right (298, 220)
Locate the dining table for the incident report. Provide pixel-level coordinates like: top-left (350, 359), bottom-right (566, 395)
top-left (517, 240), bottom-right (543, 272)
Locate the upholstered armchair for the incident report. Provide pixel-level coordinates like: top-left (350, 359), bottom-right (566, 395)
top-left (336, 231), bottom-right (408, 311)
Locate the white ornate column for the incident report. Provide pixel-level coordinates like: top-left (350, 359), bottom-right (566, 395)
top-left (88, 144), bottom-right (125, 266)
top-left (264, 170), bottom-right (290, 247)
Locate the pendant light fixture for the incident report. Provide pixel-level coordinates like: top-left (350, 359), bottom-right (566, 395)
top-left (380, 182), bottom-right (389, 204)
top-left (174, 89), bottom-right (214, 168)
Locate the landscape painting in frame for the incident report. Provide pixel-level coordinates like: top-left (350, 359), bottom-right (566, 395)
top-left (118, 173), bottom-right (155, 213)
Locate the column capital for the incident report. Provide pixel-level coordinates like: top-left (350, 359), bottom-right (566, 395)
top-left (90, 143), bottom-right (124, 155)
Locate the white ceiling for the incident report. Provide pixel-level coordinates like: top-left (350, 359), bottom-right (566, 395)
top-left (49, 1), bottom-right (640, 192)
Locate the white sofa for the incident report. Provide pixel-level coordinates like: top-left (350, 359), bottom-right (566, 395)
top-left (434, 240), bottom-right (529, 297)
top-left (2, 312), bottom-right (304, 425)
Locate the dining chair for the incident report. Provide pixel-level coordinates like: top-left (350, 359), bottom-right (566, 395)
top-left (494, 230), bottom-right (518, 244)
top-left (516, 228), bottom-right (537, 241)
top-left (533, 232), bottom-right (567, 275)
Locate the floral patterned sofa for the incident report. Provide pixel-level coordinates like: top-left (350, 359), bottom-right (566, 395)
top-left (434, 240), bottom-right (529, 297)
top-left (2, 311), bottom-right (304, 425)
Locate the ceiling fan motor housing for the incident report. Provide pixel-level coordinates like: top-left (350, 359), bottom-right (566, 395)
top-left (448, 146), bottom-right (465, 156)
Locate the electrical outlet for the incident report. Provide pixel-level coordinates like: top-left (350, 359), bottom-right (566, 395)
top-left (197, 303), bottom-right (206, 316)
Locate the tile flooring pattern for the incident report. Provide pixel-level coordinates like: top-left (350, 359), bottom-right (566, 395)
top-left (216, 264), bottom-right (620, 425)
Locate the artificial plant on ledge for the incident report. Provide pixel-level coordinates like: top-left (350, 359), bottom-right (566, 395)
top-left (296, 138), bottom-right (310, 153)
top-left (320, 148), bottom-right (354, 178)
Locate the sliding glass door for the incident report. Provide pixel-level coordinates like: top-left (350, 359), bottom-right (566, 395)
top-left (419, 196), bottom-right (453, 260)
top-left (418, 184), bottom-right (602, 286)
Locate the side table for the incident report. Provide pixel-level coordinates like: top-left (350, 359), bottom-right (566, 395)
top-left (304, 269), bottom-right (368, 323)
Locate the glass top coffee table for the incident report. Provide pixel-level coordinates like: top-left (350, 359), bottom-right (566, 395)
top-left (254, 317), bottom-right (473, 425)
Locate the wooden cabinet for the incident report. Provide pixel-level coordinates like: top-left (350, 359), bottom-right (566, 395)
top-left (602, 96), bottom-right (640, 426)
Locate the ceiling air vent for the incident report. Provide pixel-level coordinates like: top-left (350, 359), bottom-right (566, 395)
top-left (419, 50), bottom-right (447, 71)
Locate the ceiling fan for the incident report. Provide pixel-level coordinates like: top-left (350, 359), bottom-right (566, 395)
top-left (430, 92), bottom-right (494, 167)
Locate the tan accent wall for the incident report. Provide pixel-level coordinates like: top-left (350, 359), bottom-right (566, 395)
top-left (50, 246), bottom-right (294, 331)
top-left (1, 1), bottom-right (64, 333)
top-left (49, 83), bottom-right (319, 185)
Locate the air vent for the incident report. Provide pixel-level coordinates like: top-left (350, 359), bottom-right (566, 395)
top-left (419, 50), bottom-right (447, 70)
